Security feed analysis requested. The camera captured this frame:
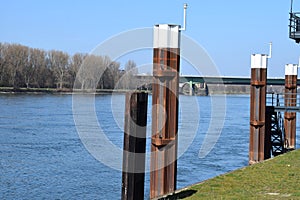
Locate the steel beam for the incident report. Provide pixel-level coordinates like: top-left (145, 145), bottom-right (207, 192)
top-left (249, 54), bottom-right (268, 164)
top-left (122, 92), bottom-right (148, 200)
top-left (150, 24), bottom-right (180, 199)
top-left (284, 64), bottom-right (298, 150)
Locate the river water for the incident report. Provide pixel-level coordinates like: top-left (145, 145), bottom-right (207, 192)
top-left (0, 94), bottom-right (299, 199)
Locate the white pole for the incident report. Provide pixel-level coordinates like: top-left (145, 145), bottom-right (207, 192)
top-left (267, 42), bottom-right (272, 59)
top-left (180, 3), bottom-right (188, 31)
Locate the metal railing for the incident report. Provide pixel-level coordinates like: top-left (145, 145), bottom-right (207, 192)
top-left (266, 92), bottom-right (300, 112)
top-left (289, 12), bottom-right (300, 42)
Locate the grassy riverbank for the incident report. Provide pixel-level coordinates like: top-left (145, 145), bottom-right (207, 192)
top-left (170, 149), bottom-right (300, 199)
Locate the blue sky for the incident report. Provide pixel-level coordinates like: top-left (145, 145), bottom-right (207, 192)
top-left (1, 0), bottom-right (299, 77)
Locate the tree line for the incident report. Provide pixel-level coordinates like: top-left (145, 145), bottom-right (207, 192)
top-left (0, 42), bottom-right (138, 90)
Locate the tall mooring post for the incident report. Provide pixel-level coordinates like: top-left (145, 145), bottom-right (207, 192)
top-left (122, 92), bottom-right (148, 200)
top-left (284, 64), bottom-right (298, 150)
top-left (249, 54), bottom-right (268, 164)
top-left (150, 24), bottom-right (181, 199)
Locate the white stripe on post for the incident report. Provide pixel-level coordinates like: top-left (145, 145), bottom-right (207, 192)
top-left (251, 54), bottom-right (268, 69)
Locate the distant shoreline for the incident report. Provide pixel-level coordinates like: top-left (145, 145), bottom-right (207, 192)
top-left (0, 85), bottom-right (284, 95)
top-left (0, 87), bottom-right (150, 95)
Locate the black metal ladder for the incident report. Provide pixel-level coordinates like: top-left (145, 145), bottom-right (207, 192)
top-left (269, 109), bottom-right (285, 156)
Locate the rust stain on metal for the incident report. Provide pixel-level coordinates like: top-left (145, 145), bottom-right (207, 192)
top-left (284, 74), bottom-right (297, 150)
top-left (150, 48), bottom-right (180, 198)
top-left (249, 68), bottom-right (268, 164)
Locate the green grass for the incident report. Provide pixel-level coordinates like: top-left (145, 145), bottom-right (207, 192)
top-left (180, 149), bottom-right (300, 200)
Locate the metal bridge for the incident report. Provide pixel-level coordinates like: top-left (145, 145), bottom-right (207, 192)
top-left (180, 76), bottom-right (300, 85)
top-left (136, 74), bottom-right (300, 85)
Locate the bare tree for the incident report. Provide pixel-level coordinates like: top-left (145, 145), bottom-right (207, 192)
top-left (77, 55), bottom-right (106, 90)
top-left (122, 60), bottom-right (138, 89)
top-left (97, 56), bottom-right (112, 89)
top-left (101, 61), bottom-right (120, 89)
top-left (109, 61), bottom-right (121, 89)
top-left (0, 43), bottom-right (9, 86)
top-left (0, 43), bottom-right (128, 90)
top-left (48, 50), bottom-right (69, 89)
top-left (30, 48), bottom-right (48, 88)
top-left (69, 53), bottom-right (86, 88)
top-left (22, 48), bottom-right (36, 88)
top-left (5, 44), bottom-right (29, 88)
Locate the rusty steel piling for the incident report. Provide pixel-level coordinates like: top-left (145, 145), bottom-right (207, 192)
top-left (150, 24), bottom-right (181, 199)
top-left (284, 64), bottom-right (298, 150)
top-left (249, 54), bottom-right (268, 164)
top-left (121, 92), bottom-right (148, 200)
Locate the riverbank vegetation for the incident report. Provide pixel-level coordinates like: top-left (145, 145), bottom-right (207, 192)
top-left (0, 42), bottom-right (138, 90)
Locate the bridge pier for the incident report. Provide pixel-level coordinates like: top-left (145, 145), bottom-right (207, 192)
top-left (284, 64), bottom-right (298, 150)
top-left (249, 54), bottom-right (269, 164)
